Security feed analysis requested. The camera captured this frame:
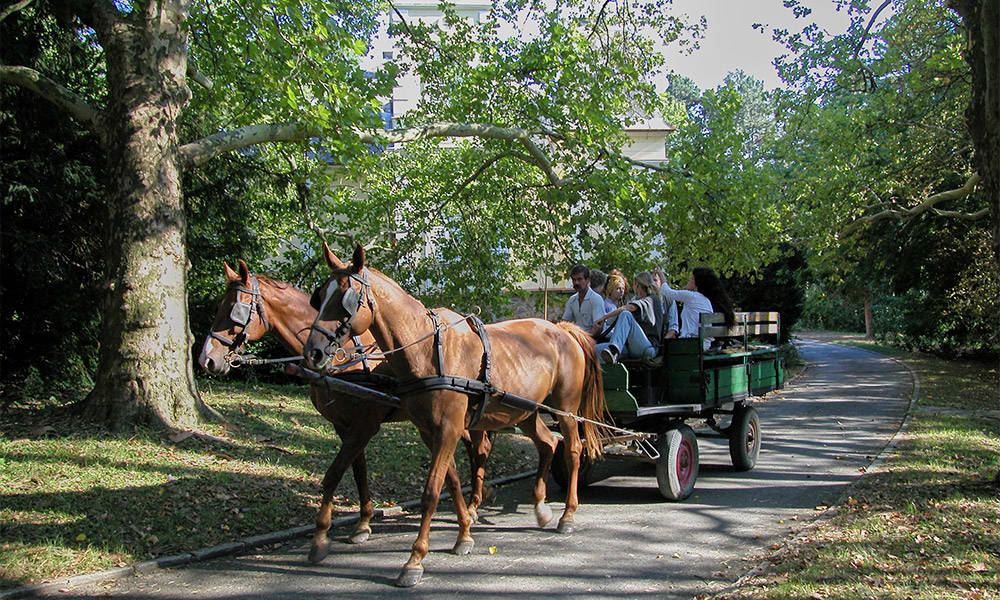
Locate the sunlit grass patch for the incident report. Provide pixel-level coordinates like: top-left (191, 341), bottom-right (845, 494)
top-left (0, 380), bottom-right (537, 589)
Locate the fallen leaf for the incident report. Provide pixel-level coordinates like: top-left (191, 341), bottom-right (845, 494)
top-left (488, 546), bottom-right (497, 555)
top-left (75, 534), bottom-right (86, 542)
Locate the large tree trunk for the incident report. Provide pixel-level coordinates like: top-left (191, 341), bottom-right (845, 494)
top-left (952, 0), bottom-right (1000, 264)
top-left (81, 1), bottom-right (211, 430)
top-left (950, 0), bottom-right (999, 482)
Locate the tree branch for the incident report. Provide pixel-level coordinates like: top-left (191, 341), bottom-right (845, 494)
top-left (852, 0), bottom-right (893, 57)
top-left (0, 65), bottom-right (103, 134)
top-left (178, 121), bottom-right (566, 185)
top-left (930, 206), bottom-right (990, 220)
top-left (0, 0), bottom-right (34, 23)
top-left (839, 172), bottom-right (983, 238)
top-left (450, 151), bottom-right (527, 199)
top-left (187, 61), bottom-right (213, 90)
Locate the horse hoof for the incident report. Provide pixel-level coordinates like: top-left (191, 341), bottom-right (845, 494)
top-left (347, 527), bottom-right (371, 544)
top-left (452, 538), bottom-right (475, 555)
top-left (556, 520), bottom-right (575, 535)
top-left (307, 541), bottom-right (330, 564)
top-left (534, 503), bottom-right (553, 528)
top-left (395, 566), bottom-right (424, 587)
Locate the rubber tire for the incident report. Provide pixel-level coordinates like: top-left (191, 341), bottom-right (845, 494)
top-left (729, 405), bottom-right (761, 471)
top-left (656, 425), bottom-right (698, 501)
top-left (550, 439), bottom-right (593, 490)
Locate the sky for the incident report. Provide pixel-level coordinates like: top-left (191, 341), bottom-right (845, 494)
top-left (663, 0), bottom-right (853, 91)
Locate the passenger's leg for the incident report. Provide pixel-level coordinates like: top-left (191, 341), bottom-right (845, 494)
top-left (608, 311), bottom-right (654, 360)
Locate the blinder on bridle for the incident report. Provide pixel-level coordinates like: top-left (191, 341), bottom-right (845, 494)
top-left (209, 274), bottom-right (270, 360)
top-left (309, 268), bottom-right (372, 364)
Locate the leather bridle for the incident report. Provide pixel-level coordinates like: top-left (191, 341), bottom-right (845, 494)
top-left (308, 268), bottom-right (374, 367)
top-left (209, 274), bottom-right (270, 365)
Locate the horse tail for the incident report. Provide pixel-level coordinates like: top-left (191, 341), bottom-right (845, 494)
top-left (556, 322), bottom-right (606, 460)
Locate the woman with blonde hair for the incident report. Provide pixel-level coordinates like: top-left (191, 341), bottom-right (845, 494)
top-left (591, 271), bottom-right (676, 363)
top-left (604, 272), bottom-right (628, 311)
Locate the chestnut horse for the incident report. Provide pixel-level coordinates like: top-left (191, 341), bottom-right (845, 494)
top-left (197, 260), bottom-right (495, 563)
top-left (302, 244), bottom-right (605, 587)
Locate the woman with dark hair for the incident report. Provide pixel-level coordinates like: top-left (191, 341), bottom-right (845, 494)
top-left (660, 267), bottom-right (735, 350)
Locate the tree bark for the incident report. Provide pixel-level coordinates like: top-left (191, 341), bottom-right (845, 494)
top-left (863, 289), bottom-right (874, 338)
top-left (951, 0), bottom-right (1000, 265)
top-left (80, 0), bottom-right (213, 430)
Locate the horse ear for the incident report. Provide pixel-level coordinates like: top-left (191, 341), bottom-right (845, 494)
top-left (323, 241), bottom-right (346, 271)
top-left (351, 244), bottom-right (365, 273)
top-left (237, 259), bottom-right (250, 284)
top-left (224, 261), bottom-right (240, 283)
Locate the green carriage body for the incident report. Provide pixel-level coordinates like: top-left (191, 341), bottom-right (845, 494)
top-left (602, 312), bottom-right (784, 418)
top-left (553, 312), bottom-right (785, 501)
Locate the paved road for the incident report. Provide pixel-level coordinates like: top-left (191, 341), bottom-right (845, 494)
top-left (55, 340), bottom-right (911, 599)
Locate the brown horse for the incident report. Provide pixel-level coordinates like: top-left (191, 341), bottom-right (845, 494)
top-left (197, 260), bottom-right (495, 563)
top-left (302, 244), bottom-right (605, 587)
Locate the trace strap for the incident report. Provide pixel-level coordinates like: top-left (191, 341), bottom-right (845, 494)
top-left (391, 311), bottom-right (494, 429)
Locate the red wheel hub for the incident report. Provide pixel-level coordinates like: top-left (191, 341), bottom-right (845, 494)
top-left (676, 438), bottom-right (694, 486)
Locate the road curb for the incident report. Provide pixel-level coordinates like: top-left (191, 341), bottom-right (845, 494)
top-left (704, 337), bottom-right (920, 599)
top-left (0, 471), bottom-right (536, 599)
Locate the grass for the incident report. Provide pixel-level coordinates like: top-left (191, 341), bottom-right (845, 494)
top-left (715, 333), bottom-right (1000, 600)
top-left (0, 381), bottom-right (537, 590)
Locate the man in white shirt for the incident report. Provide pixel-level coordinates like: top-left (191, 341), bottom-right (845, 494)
top-left (561, 264), bottom-right (607, 332)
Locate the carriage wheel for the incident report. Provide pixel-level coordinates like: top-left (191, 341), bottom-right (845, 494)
top-left (551, 439), bottom-right (593, 489)
top-left (656, 424), bottom-right (698, 501)
top-left (729, 405), bottom-right (761, 471)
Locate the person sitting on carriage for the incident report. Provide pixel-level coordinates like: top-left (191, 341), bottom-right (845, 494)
top-left (652, 268), bottom-right (680, 342)
top-left (659, 267), bottom-right (735, 350)
top-left (604, 272), bottom-right (628, 311)
top-left (588, 269), bottom-right (618, 314)
top-left (591, 271), bottom-right (676, 363)
top-left (561, 264), bottom-right (608, 332)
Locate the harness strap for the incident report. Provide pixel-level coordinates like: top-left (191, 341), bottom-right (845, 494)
top-left (467, 315), bottom-right (493, 428)
top-left (394, 375), bottom-right (492, 398)
top-left (351, 335), bottom-right (371, 373)
top-left (428, 310), bottom-right (446, 378)
top-left (210, 275), bottom-right (268, 355)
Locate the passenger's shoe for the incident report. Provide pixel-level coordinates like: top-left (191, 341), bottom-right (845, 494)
top-left (600, 346), bottom-right (620, 364)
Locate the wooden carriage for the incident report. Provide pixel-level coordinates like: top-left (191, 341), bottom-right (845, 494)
top-left (553, 312), bottom-right (785, 500)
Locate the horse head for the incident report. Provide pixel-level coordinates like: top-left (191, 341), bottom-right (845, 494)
top-left (303, 242), bottom-right (375, 370)
top-left (198, 259), bottom-right (271, 375)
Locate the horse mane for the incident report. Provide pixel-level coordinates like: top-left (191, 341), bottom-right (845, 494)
top-left (254, 273), bottom-right (292, 290)
top-left (229, 272), bottom-right (310, 296)
top-left (368, 267), bottom-right (429, 312)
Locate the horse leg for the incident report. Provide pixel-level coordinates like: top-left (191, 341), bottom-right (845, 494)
top-left (396, 421), bottom-right (466, 587)
top-left (418, 427), bottom-right (474, 555)
top-left (554, 415), bottom-right (583, 534)
top-left (348, 455), bottom-right (374, 544)
top-left (519, 415), bottom-right (557, 528)
top-left (309, 420), bottom-right (381, 564)
top-left (463, 430), bottom-right (492, 524)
